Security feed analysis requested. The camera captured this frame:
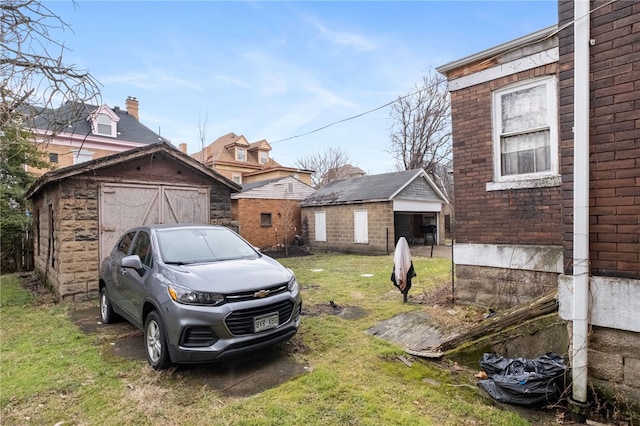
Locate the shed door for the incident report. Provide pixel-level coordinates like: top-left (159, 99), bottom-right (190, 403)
top-left (99, 183), bottom-right (209, 262)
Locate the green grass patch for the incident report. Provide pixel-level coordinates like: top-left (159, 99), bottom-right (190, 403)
top-left (1, 253), bottom-right (537, 425)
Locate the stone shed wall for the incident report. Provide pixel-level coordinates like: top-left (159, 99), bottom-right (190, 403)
top-left (32, 178), bottom-right (100, 301)
top-left (302, 202), bottom-right (395, 255)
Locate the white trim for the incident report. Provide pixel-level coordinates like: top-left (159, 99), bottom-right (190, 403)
top-left (393, 199), bottom-right (442, 212)
top-left (446, 47), bottom-right (558, 92)
top-left (559, 275), bottom-right (640, 333)
top-left (353, 209), bottom-right (368, 244)
top-left (486, 175), bottom-right (561, 191)
top-left (314, 211), bottom-right (326, 242)
top-left (491, 76), bottom-right (559, 184)
top-left (454, 243), bottom-right (563, 273)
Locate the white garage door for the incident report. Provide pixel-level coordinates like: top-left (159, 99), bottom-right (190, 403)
top-left (99, 183), bottom-right (209, 262)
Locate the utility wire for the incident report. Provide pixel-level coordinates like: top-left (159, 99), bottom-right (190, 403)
top-left (271, 0), bottom-right (616, 146)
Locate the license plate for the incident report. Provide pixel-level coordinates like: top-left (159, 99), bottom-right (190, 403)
top-left (254, 312), bottom-right (279, 332)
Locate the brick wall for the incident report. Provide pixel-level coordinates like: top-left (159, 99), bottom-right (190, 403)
top-left (559, 0), bottom-right (640, 279)
top-left (235, 198), bottom-right (302, 250)
top-left (451, 65), bottom-right (563, 247)
top-left (302, 202), bottom-right (395, 254)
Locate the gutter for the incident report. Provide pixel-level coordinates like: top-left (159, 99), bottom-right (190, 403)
top-left (571, 0), bottom-right (590, 407)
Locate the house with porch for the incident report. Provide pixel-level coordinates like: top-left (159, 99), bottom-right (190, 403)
top-left (437, 0), bottom-right (639, 413)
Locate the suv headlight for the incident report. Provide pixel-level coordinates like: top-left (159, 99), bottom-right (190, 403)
top-left (168, 285), bottom-right (224, 305)
top-left (286, 269), bottom-right (299, 292)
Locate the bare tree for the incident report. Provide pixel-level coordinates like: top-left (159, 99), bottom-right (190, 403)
top-left (389, 70), bottom-right (451, 176)
top-left (1, 0), bottom-right (100, 271)
top-left (296, 147), bottom-right (358, 188)
top-left (1, 0), bottom-right (101, 139)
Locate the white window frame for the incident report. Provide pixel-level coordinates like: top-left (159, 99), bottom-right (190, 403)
top-left (72, 149), bottom-right (93, 165)
top-left (488, 76), bottom-right (559, 191)
top-left (259, 151), bottom-right (268, 164)
top-left (314, 211), bottom-right (326, 242)
top-left (354, 210), bottom-right (368, 244)
top-left (232, 174), bottom-right (242, 184)
top-left (236, 148), bottom-right (246, 162)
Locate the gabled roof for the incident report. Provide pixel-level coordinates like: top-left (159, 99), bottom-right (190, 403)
top-left (30, 101), bottom-right (168, 145)
top-left (300, 169), bottom-right (448, 207)
top-left (26, 141), bottom-right (241, 199)
top-left (192, 132), bottom-right (283, 169)
top-left (232, 176), bottom-right (315, 200)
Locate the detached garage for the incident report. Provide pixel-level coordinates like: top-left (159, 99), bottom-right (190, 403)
top-left (300, 169), bottom-right (448, 255)
top-left (26, 142), bottom-right (240, 301)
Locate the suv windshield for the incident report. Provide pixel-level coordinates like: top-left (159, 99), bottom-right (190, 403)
top-left (157, 227), bottom-right (258, 264)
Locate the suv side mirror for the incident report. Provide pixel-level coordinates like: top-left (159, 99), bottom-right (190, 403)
top-left (121, 255), bottom-right (145, 276)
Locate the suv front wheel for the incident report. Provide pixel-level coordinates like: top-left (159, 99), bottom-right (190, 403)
top-left (144, 311), bottom-right (171, 370)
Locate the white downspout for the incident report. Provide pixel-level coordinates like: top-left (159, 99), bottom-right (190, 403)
top-left (572, 0), bottom-right (590, 404)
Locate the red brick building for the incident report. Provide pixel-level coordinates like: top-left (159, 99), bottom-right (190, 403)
top-left (438, 0), bottom-right (640, 411)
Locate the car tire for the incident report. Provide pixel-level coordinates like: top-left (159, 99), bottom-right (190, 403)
top-left (144, 311), bottom-right (171, 370)
top-left (100, 287), bottom-right (119, 324)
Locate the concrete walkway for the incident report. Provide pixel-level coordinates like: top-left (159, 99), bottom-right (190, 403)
top-left (409, 243), bottom-right (453, 259)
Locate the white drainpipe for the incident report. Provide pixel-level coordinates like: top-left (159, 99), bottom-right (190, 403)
top-left (572, 0), bottom-right (590, 404)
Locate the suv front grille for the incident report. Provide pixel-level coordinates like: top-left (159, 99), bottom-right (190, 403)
top-left (224, 284), bottom-right (288, 303)
top-left (225, 300), bottom-right (295, 335)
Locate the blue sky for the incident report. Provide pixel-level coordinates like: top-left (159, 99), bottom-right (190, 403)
top-left (45, 1), bottom-right (557, 175)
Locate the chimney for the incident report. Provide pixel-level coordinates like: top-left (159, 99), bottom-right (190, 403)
top-left (179, 143), bottom-right (187, 154)
top-left (126, 96), bottom-right (139, 120)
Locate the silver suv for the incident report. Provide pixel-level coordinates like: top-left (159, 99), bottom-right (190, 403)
top-left (99, 224), bottom-right (302, 369)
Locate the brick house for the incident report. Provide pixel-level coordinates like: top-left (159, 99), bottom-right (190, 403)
top-left (300, 169), bottom-right (448, 255)
top-left (191, 132), bottom-right (314, 186)
top-left (26, 142), bottom-right (240, 301)
top-left (231, 176), bottom-right (316, 250)
top-left (437, 0), bottom-right (639, 411)
top-left (27, 97), bottom-right (166, 175)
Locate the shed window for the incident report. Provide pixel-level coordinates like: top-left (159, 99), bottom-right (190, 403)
top-left (354, 210), bottom-right (368, 244)
top-left (315, 211), bottom-right (326, 242)
top-left (261, 213), bottom-right (272, 227)
top-left (492, 77), bottom-right (557, 183)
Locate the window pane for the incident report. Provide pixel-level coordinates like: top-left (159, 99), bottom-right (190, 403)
top-left (261, 213), bottom-right (272, 227)
top-left (501, 84), bottom-right (547, 133)
top-left (97, 123), bottom-right (111, 134)
top-left (501, 131), bottom-right (550, 175)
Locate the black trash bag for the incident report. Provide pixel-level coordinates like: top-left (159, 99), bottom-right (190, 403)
top-left (477, 352), bottom-right (567, 407)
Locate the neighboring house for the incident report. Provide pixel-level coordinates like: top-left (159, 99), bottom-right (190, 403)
top-left (231, 176), bottom-right (316, 250)
top-left (191, 132), bottom-right (314, 186)
top-left (318, 164), bottom-right (366, 187)
top-left (27, 97), bottom-right (166, 175)
top-left (26, 141), bottom-right (240, 301)
top-left (299, 169), bottom-right (448, 255)
top-left (438, 0), bottom-right (639, 411)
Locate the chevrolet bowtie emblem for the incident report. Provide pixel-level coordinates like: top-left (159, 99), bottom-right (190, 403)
top-left (254, 289), bottom-right (270, 298)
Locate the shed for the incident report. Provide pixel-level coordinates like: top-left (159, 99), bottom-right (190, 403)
top-left (231, 176), bottom-right (316, 250)
top-left (299, 169), bottom-right (448, 255)
top-left (26, 141), bottom-right (240, 301)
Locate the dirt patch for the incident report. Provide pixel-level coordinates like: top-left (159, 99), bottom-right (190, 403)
top-left (303, 302), bottom-right (367, 320)
top-left (262, 245), bottom-right (312, 259)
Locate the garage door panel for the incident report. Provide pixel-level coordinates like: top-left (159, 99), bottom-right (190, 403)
top-left (99, 184), bottom-right (209, 263)
top-left (162, 187), bottom-right (209, 224)
top-left (100, 185), bottom-right (160, 260)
